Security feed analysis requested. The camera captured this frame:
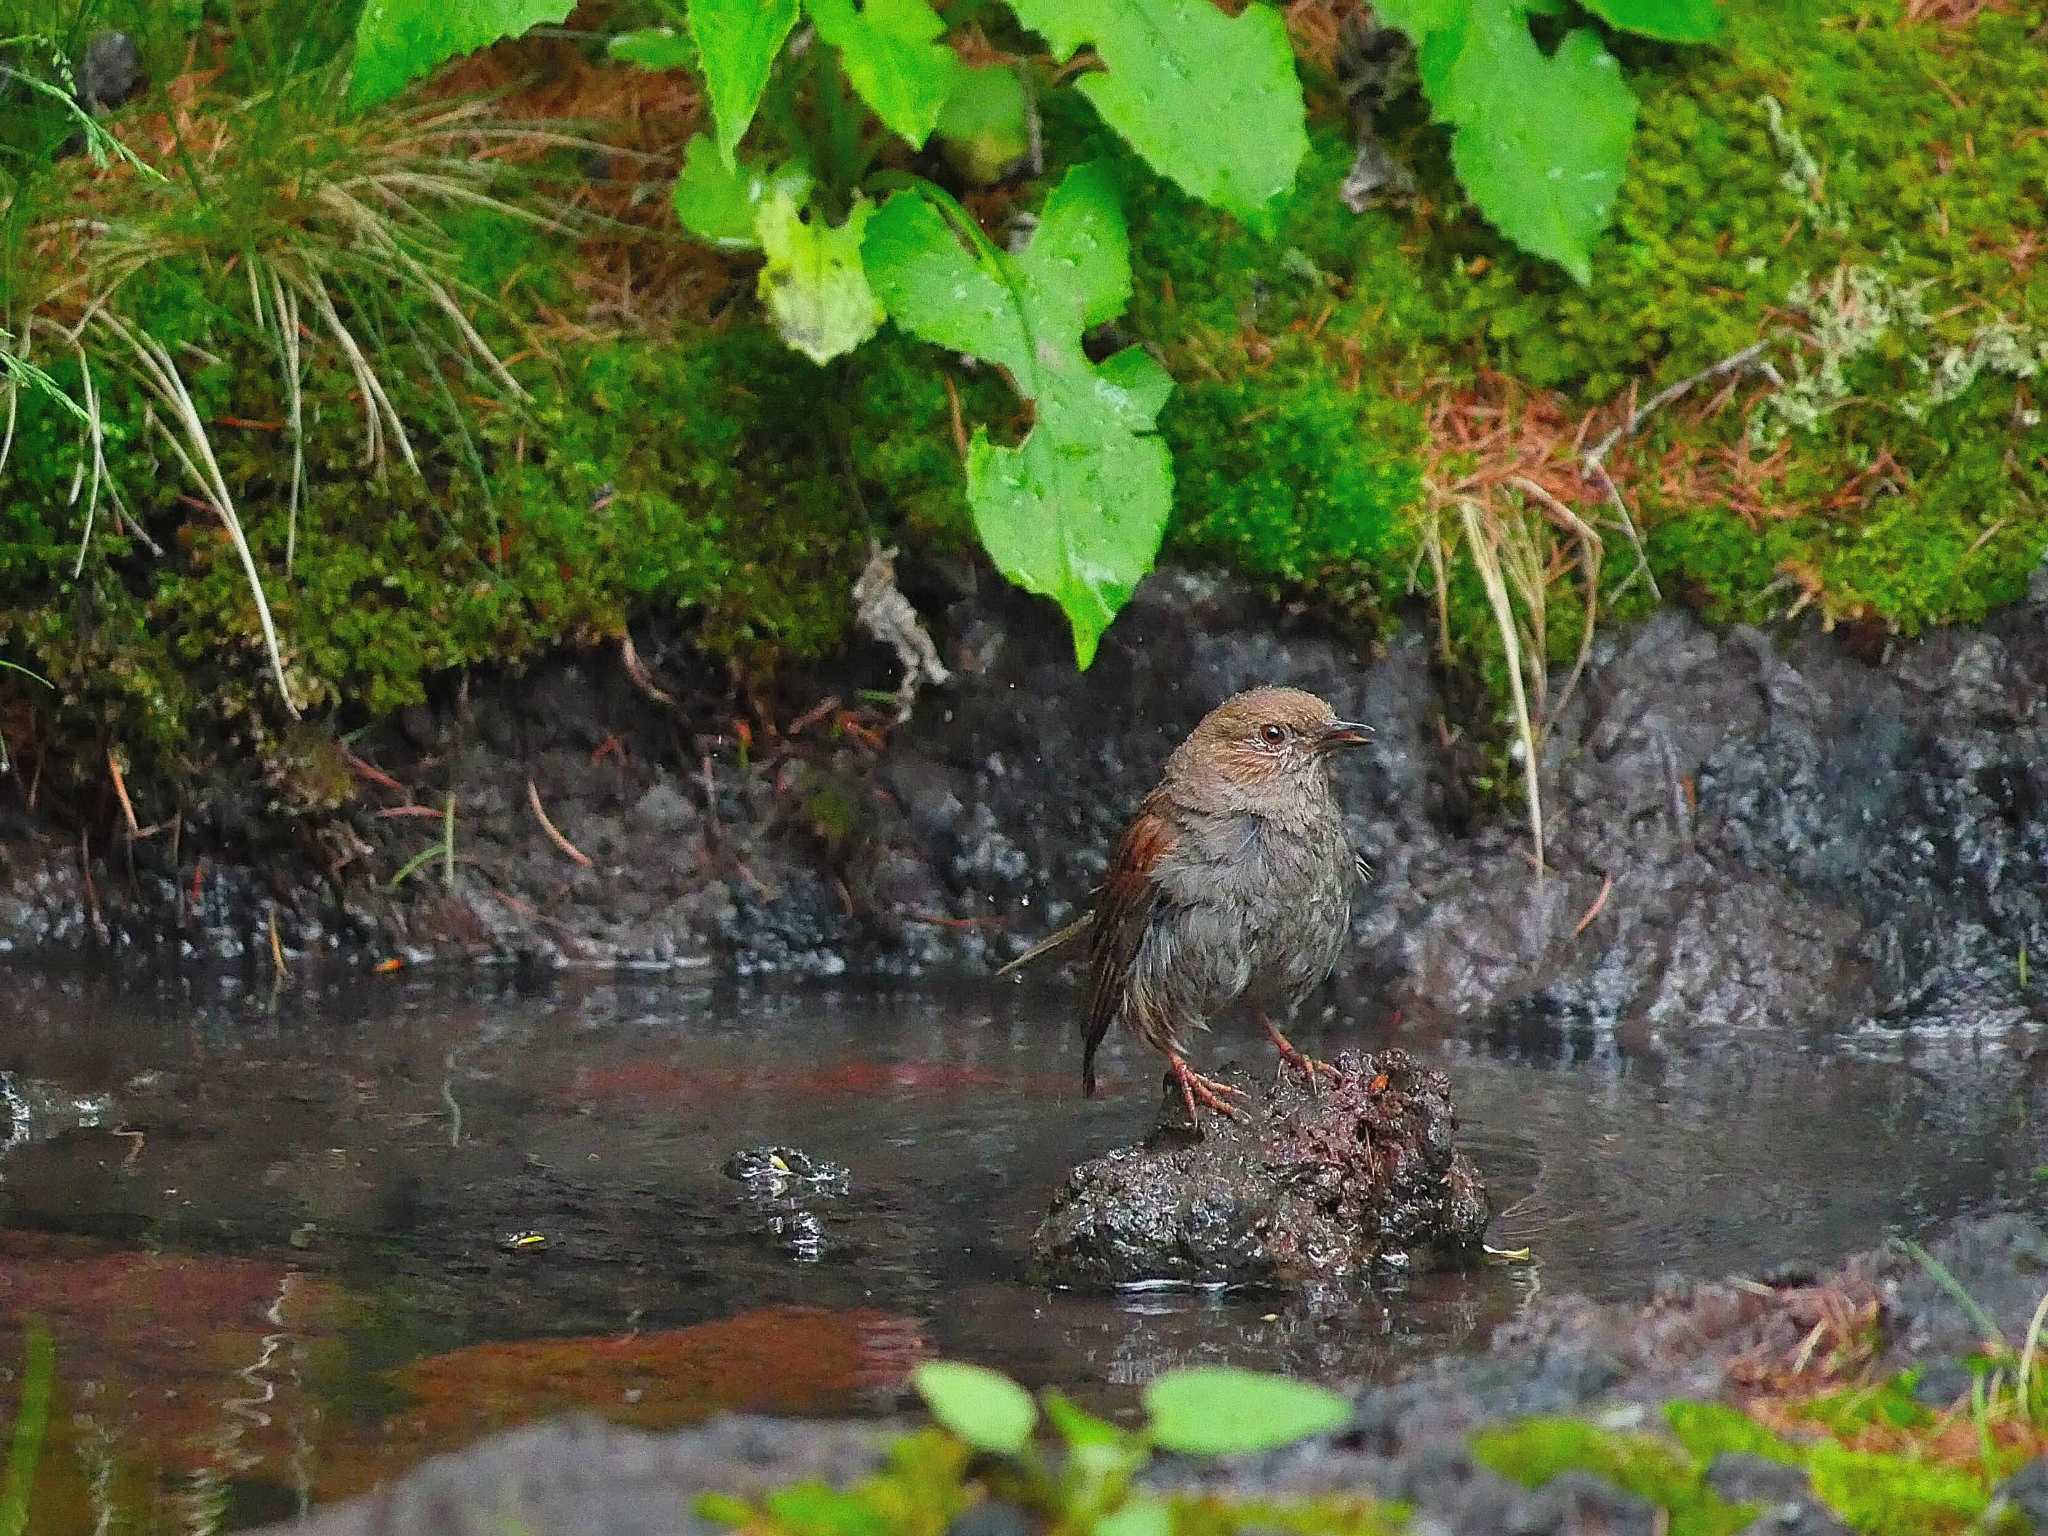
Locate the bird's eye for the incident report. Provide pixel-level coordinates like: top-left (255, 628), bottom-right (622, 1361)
top-left (1259, 723), bottom-right (1287, 747)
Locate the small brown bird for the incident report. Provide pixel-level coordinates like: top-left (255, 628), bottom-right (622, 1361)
top-left (1001, 686), bottom-right (1372, 1127)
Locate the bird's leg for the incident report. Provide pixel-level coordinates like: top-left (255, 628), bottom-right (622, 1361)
top-left (1168, 1053), bottom-right (1247, 1127)
top-left (1259, 1011), bottom-right (1338, 1089)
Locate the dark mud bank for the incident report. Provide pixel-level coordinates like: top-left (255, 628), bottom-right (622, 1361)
top-left (7, 566), bottom-right (2048, 1039)
top-left (257, 1213), bottom-right (2048, 1536)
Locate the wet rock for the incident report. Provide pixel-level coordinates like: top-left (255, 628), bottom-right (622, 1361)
top-left (80, 31), bottom-right (142, 110)
top-left (1707, 1453), bottom-right (1849, 1536)
top-left (944, 1502), bottom-right (1036, 1536)
top-left (260, 1413), bottom-right (888, 1536)
top-left (1504, 1469), bottom-right (1660, 1534)
top-left (1030, 1048), bottom-right (1487, 1290)
top-left (723, 1147), bottom-right (851, 1193)
top-left (1991, 1457), bottom-right (2048, 1529)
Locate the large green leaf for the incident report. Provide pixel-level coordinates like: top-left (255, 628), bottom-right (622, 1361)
top-left (1578, 0), bottom-right (1723, 41)
top-left (350, 0), bottom-right (570, 107)
top-left (912, 1363), bottom-right (1039, 1454)
top-left (1142, 1368), bottom-right (1351, 1456)
top-left (1003, 0), bottom-right (1306, 235)
top-left (1373, 0), bottom-right (1645, 283)
top-left (756, 188), bottom-right (885, 364)
top-left (688, 0), bottom-right (801, 166)
top-left (864, 164), bottom-right (1173, 666)
top-left (805, 0), bottom-right (962, 149)
top-left (1439, 6), bottom-right (1635, 285)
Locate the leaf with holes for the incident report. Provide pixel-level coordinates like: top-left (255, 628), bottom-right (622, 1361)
top-left (864, 164), bottom-right (1173, 665)
top-left (756, 187), bottom-right (885, 364)
top-left (805, 0), bottom-right (963, 149)
top-left (689, 0), bottom-right (802, 165)
top-left (1004, 0), bottom-right (1306, 235)
top-left (350, 0), bottom-right (572, 107)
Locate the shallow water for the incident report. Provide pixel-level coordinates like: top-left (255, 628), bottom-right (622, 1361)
top-left (0, 962), bottom-right (2042, 1531)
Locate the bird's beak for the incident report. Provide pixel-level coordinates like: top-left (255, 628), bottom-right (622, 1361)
top-left (1316, 720), bottom-right (1373, 753)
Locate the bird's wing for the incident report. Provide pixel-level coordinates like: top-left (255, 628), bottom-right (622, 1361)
top-left (993, 912), bottom-right (1094, 976)
top-left (1081, 794), bottom-right (1178, 1097)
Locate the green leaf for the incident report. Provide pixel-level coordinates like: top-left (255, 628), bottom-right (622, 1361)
top-left (1093, 1500), bottom-right (1172, 1536)
top-left (1042, 1389), bottom-right (1127, 1450)
top-left (936, 64), bottom-right (1030, 184)
top-left (864, 165), bottom-right (1174, 665)
top-left (1368, 0), bottom-right (1465, 33)
top-left (671, 136), bottom-right (812, 250)
top-left (350, 0), bottom-right (571, 108)
top-left (805, 0), bottom-right (962, 149)
top-left (911, 1362), bottom-right (1039, 1455)
top-left (1004, 0), bottom-right (1307, 235)
top-left (1142, 1368), bottom-right (1351, 1456)
top-left (756, 188), bottom-right (885, 363)
top-left (609, 26), bottom-right (698, 70)
top-left (764, 1484), bottom-right (892, 1536)
top-left (688, 0), bottom-right (802, 166)
top-left (1578, 0), bottom-right (1723, 42)
top-left (1425, 0), bottom-right (1636, 285)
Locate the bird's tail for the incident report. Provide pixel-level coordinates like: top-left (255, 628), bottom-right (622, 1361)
top-left (1080, 1022), bottom-right (1107, 1098)
top-left (992, 912), bottom-right (1094, 977)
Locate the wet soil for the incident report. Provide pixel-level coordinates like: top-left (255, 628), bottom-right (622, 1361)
top-left (4, 565), bottom-right (2047, 1066)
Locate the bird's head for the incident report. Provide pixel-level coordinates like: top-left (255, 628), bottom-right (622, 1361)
top-left (1168, 686), bottom-right (1371, 814)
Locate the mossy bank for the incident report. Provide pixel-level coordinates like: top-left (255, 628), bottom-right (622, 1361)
top-left (0, 0), bottom-right (2042, 898)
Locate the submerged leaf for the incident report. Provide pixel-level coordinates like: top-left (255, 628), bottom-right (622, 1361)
top-left (912, 1362), bottom-right (1039, 1454)
top-left (756, 190), bottom-right (885, 364)
top-left (864, 164), bottom-right (1174, 665)
top-left (689, 0), bottom-right (802, 165)
top-left (350, 0), bottom-right (572, 107)
top-left (1005, 0), bottom-right (1307, 234)
top-left (805, 0), bottom-right (962, 149)
top-left (1143, 1368), bottom-right (1351, 1455)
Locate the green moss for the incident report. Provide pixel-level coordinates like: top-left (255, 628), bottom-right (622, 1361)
top-left (1477, 1394), bottom-right (2038, 1536)
top-left (1471, 1415), bottom-right (1757, 1536)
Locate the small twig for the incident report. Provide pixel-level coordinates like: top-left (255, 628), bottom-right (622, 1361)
top-left (527, 779), bottom-right (593, 868)
top-left (620, 630), bottom-right (674, 706)
top-left (106, 748), bottom-right (141, 838)
top-left (1582, 339), bottom-right (1780, 606)
top-left (941, 372), bottom-right (968, 459)
top-left (1571, 873), bottom-right (1614, 939)
top-left (1584, 340), bottom-right (1777, 466)
top-left (789, 694), bottom-right (842, 735)
top-left (342, 748), bottom-right (409, 798)
top-left (268, 906), bottom-right (288, 977)
top-left (376, 805), bottom-right (447, 820)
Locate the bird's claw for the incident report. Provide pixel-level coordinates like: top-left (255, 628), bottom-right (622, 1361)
top-left (1170, 1058), bottom-right (1247, 1127)
top-left (1260, 1017), bottom-right (1338, 1094)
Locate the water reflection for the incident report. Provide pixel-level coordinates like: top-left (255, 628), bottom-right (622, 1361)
top-left (0, 961), bottom-right (2040, 1532)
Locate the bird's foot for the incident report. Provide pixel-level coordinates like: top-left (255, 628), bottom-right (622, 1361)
top-left (1260, 1015), bottom-right (1339, 1092)
top-left (1168, 1056), bottom-right (1247, 1128)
